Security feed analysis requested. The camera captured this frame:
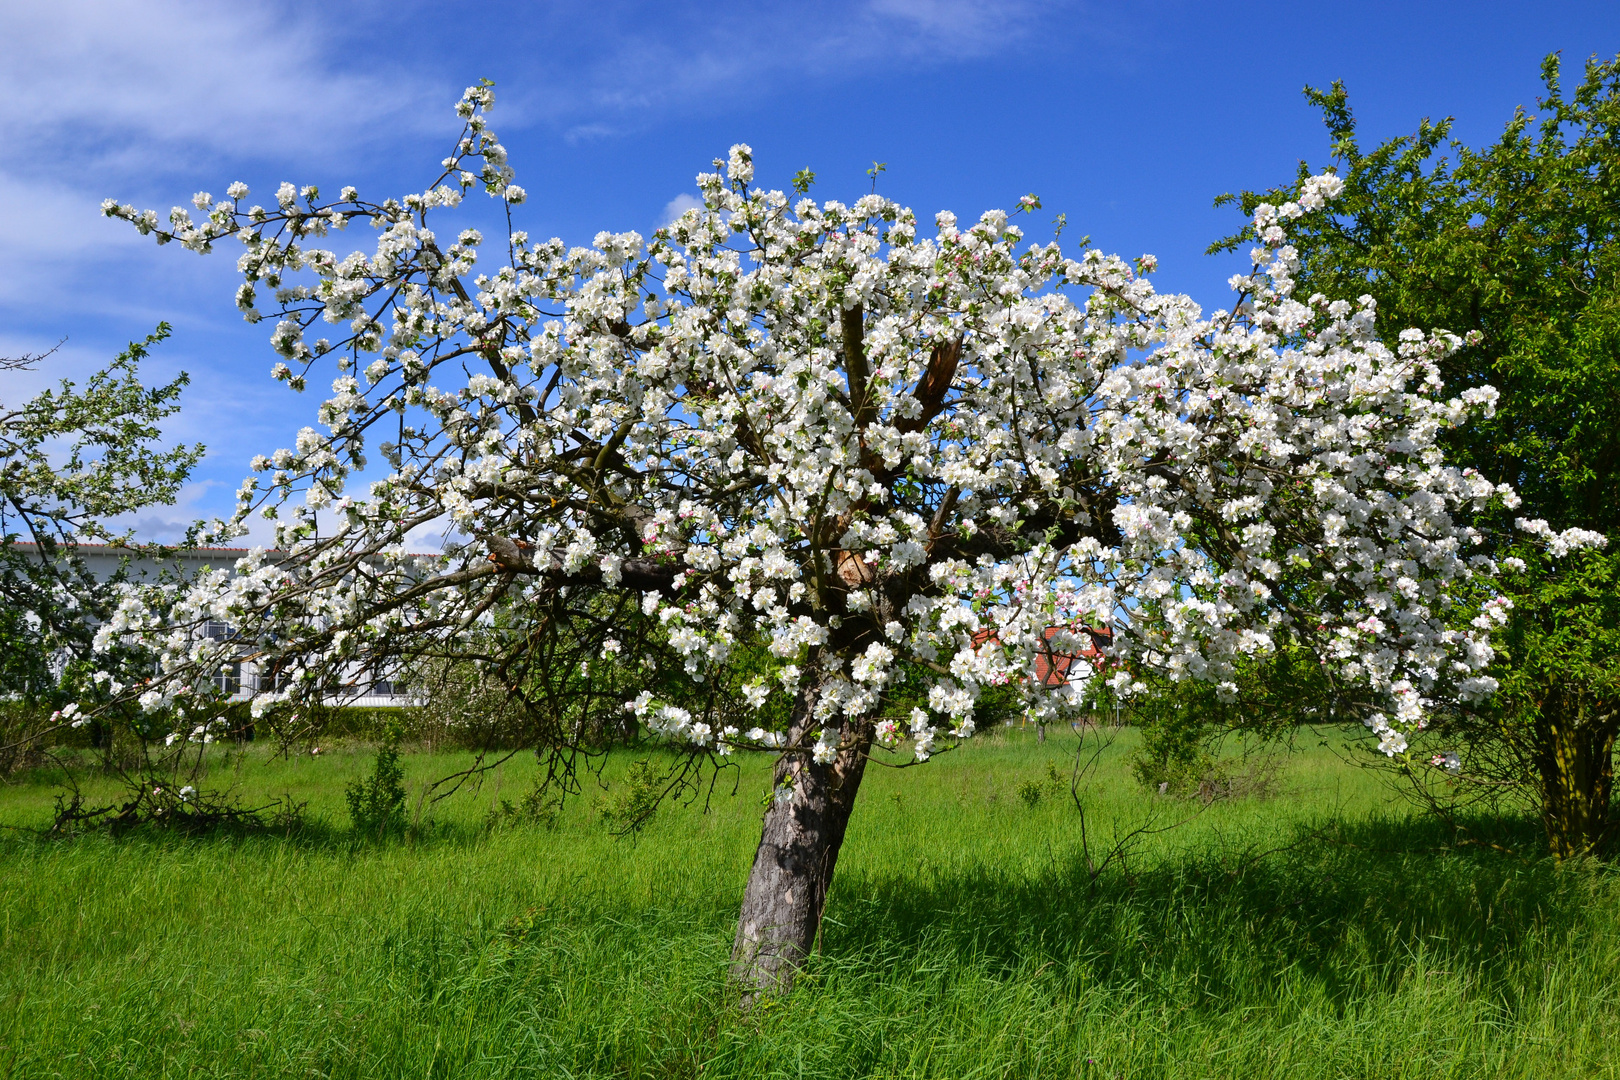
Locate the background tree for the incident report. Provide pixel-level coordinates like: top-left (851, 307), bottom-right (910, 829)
top-left (99, 85), bottom-right (1534, 994)
top-left (1127, 643), bottom-right (1346, 798)
top-left (0, 328), bottom-right (201, 770)
top-left (1212, 52), bottom-right (1620, 857)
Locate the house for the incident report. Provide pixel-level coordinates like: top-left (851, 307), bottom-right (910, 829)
top-left (13, 541), bottom-right (414, 708)
top-left (969, 623), bottom-right (1113, 685)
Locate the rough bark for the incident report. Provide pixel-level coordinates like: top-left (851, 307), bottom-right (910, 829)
top-left (731, 674), bottom-right (872, 997)
top-left (1534, 689), bottom-right (1619, 859)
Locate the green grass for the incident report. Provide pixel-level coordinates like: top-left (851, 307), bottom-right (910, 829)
top-left (2, 726), bottom-right (1617, 1079)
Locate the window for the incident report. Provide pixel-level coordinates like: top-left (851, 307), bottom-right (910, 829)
top-left (204, 620), bottom-right (236, 641)
top-left (212, 662), bottom-right (241, 696)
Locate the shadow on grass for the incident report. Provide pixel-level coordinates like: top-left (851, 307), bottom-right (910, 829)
top-left (817, 809), bottom-right (1596, 1014)
top-left (0, 802), bottom-right (510, 856)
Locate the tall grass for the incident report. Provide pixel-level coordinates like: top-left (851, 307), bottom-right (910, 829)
top-left (2, 728), bottom-right (1616, 1078)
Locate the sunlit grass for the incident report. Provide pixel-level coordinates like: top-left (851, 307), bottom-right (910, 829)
top-left (2, 726), bottom-right (1615, 1078)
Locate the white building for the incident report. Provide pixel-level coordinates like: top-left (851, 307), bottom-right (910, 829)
top-left (16, 541), bottom-right (414, 708)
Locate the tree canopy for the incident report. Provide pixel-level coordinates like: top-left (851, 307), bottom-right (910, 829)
top-left (1212, 52), bottom-right (1620, 856)
top-left (0, 327), bottom-right (201, 704)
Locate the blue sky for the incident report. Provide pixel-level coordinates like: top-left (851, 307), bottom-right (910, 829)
top-left (2, 0), bottom-right (1617, 547)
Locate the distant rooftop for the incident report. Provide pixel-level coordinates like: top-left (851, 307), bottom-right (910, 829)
top-left (11, 541), bottom-right (259, 555)
top-left (10, 541), bottom-right (437, 559)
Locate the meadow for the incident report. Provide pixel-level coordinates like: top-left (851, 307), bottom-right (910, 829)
top-left (2, 726), bottom-right (1618, 1079)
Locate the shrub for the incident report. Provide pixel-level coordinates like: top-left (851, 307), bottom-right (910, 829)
top-left (599, 760), bottom-right (663, 833)
top-left (345, 730), bottom-right (407, 839)
top-left (484, 775), bottom-right (563, 832)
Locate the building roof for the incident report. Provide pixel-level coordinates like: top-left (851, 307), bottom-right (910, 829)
top-left (11, 541), bottom-right (260, 555)
top-left (969, 624), bottom-right (1113, 687)
top-left (11, 541), bottom-right (435, 558)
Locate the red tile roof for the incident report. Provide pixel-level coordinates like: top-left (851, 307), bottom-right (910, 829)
top-left (970, 624), bottom-right (1113, 686)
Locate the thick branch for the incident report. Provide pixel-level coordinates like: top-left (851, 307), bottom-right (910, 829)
top-left (897, 338), bottom-right (961, 435)
top-left (841, 304), bottom-right (873, 428)
top-left (486, 533), bottom-right (680, 592)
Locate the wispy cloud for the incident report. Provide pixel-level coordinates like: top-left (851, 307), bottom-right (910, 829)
top-left (0, 0), bottom-right (1081, 541)
top-left (493, 0), bottom-right (1069, 131)
top-left (0, 0), bottom-right (443, 319)
top-left (659, 193), bottom-right (704, 225)
top-left (0, 0), bottom-right (438, 168)
top-left (121, 478), bottom-right (227, 547)
top-left (0, 0), bottom-right (1061, 287)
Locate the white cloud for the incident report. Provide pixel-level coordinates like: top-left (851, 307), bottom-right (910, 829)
top-left (866, 0), bottom-right (1043, 43)
top-left (0, 0), bottom-right (436, 167)
top-left (0, 0), bottom-right (444, 322)
top-left (121, 478), bottom-right (224, 546)
top-left (0, 336), bottom-right (117, 402)
top-left (0, 173), bottom-right (161, 309)
top-left (497, 0), bottom-right (1068, 130)
top-left (403, 518), bottom-right (465, 555)
top-left (0, 0), bottom-right (1082, 537)
top-left (659, 193), bottom-right (704, 225)
top-left (564, 122), bottom-right (620, 144)
top-left (0, 174), bottom-right (139, 260)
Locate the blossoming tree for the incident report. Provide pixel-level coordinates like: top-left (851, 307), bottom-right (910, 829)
top-left (102, 84), bottom-right (1545, 991)
top-left (0, 326), bottom-right (201, 771)
top-left (1210, 55), bottom-right (1620, 856)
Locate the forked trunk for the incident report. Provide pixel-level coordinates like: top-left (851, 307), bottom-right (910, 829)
top-left (1534, 690), bottom-right (1619, 859)
top-left (731, 676), bottom-right (872, 997)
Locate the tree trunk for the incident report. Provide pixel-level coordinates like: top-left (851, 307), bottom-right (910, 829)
top-left (1533, 689), bottom-right (1619, 859)
top-left (731, 674), bottom-right (872, 998)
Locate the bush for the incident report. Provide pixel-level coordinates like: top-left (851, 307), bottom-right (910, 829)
top-left (259, 704), bottom-right (415, 746)
top-left (483, 775), bottom-right (562, 832)
top-left (413, 659), bottom-right (531, 750)
top-left (1130, 705), bottom-right (1225, 798)
top-left (1017, 762), bottom-right (1075, 809)
top-left (1126, 648), bottom-right (1338, 799)
top-left (345, 731), bottom-right (407, 839)
top-left (0, 703), bottom-right (54, 776)
top-left (599, 759), bottom-right (664, 833)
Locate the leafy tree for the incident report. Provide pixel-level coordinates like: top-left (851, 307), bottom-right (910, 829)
top-left (1211, 53), bottom-right (1620, 857)
top-left (1128, 644), bottom-right (1347, 796)
top-left (100, 84), bottom-right (1540, 994)
top-left (0, 328), bottom-right (201, 754)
